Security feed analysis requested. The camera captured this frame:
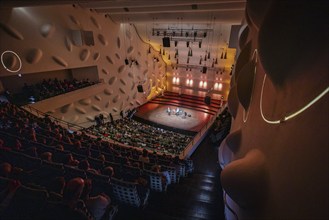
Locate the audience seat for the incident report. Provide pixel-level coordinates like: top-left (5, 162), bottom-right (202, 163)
top-left (143, 170), bottom-right (167, 192)
top-left (1, 185), bottom-right (49, 220)
top-left (63, 165), bottom-right (86, 180)
top-left (111, 178), bottom-right (149, 208)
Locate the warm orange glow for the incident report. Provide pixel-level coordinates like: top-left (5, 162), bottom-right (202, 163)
top-left (218, 83), bottom-right (223, 90)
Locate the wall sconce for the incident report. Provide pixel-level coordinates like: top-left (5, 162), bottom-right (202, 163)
top-left (203, 81), bottom-right (207, 89)
top-left (218, 83), bottom-right (223, 90)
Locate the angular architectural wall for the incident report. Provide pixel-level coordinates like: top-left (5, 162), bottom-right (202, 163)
top-left (219, 1), bottom-right (328, 219)
top-left (0, 5), bottom-right (166, 125)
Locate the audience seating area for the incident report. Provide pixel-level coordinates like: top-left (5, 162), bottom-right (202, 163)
top-left (210, 107), bottom-right (231, 144)
top-left (0, 101), bottom-right (194, 219)
top-left (10, 78), bottom-right (99, 105)
top-left (86, 118), bottom-right (193, 156)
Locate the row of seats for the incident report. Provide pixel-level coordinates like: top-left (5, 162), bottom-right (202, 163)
top-left (0, 101), bottom-right (194, 214)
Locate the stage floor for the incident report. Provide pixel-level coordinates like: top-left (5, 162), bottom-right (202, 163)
top-left (134, 103), bottom-right (213, 133)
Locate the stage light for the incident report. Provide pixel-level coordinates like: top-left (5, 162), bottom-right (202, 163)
top-left (186, 79), bottom-right (189, 85)
top-left (203, 81), bottom-right (207, 88)
top-left (190, 79), bottom-right (193, 86)
top-left (173, 77), bottom-right (176, 83)
top-left (214, 83), bottom-right (218, 90)
top-left (199, 81), bottom-right (203, 87)
top-left (218, 83), bottom-right (223, 90)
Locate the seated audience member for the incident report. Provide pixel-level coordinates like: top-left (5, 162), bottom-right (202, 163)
top-left (14, 139), bottom-right (22, 151)
top-left (133, 176), bottom-right (149, 199)
top-left (151, 164), bottom-right (170, 185)
top-left (48, 176), bottom-right (66, 195)
top-left (78, 160), bottom-right (99, 174)
top-left (64, 153), bottom-right (80, 167)
top-left (80, 179), bottom-right (111, 220)
top-left (138, 149), bottom-right (150, 164)
top-left (0, 179), bottom-right (21, 212)
top-left (24, 146), bottom-right (38, 157)
top-left (102, 166), bottom-right (115, 181)
top-left (40, 177), bottom-right (90, 220)
top-left (56, 144), bottom-right (64, 151)
top-left (98, 154), bottom-right (106, 162)
top-left (40, 152), bottom-right (53, 162)
top-left (0, 162), bottom-right (12, 178)
top-left (0, 138), bottom-right (10, 151)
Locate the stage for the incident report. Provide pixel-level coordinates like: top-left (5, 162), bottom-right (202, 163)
top-left (134, 103), bottom-right (213, 133)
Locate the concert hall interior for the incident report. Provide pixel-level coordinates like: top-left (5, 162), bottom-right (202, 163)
top-left (0, 1), bottom-right (328, 220)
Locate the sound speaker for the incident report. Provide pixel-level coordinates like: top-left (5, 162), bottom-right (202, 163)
top-left (205, 96), bottom-right (211, 105)
top-left (137, 85), bottom-right (144, 93)
top-left (125, 58), bottom-right (129, 65)
top-left (162, 37), bottom-right (170, 47)
top-left (202, 66), bottom-right (207, 73)
top-left (82, 30), bottom-right (94, 46)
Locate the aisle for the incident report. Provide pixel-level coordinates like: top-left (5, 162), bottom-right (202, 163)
top-left (115, 134), bottom-right (225, 220)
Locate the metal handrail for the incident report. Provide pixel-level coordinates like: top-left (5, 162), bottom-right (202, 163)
top-left (181, 103), bottom-right (227, 158)
top-left (21, 104), bottom-right (85, 131)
